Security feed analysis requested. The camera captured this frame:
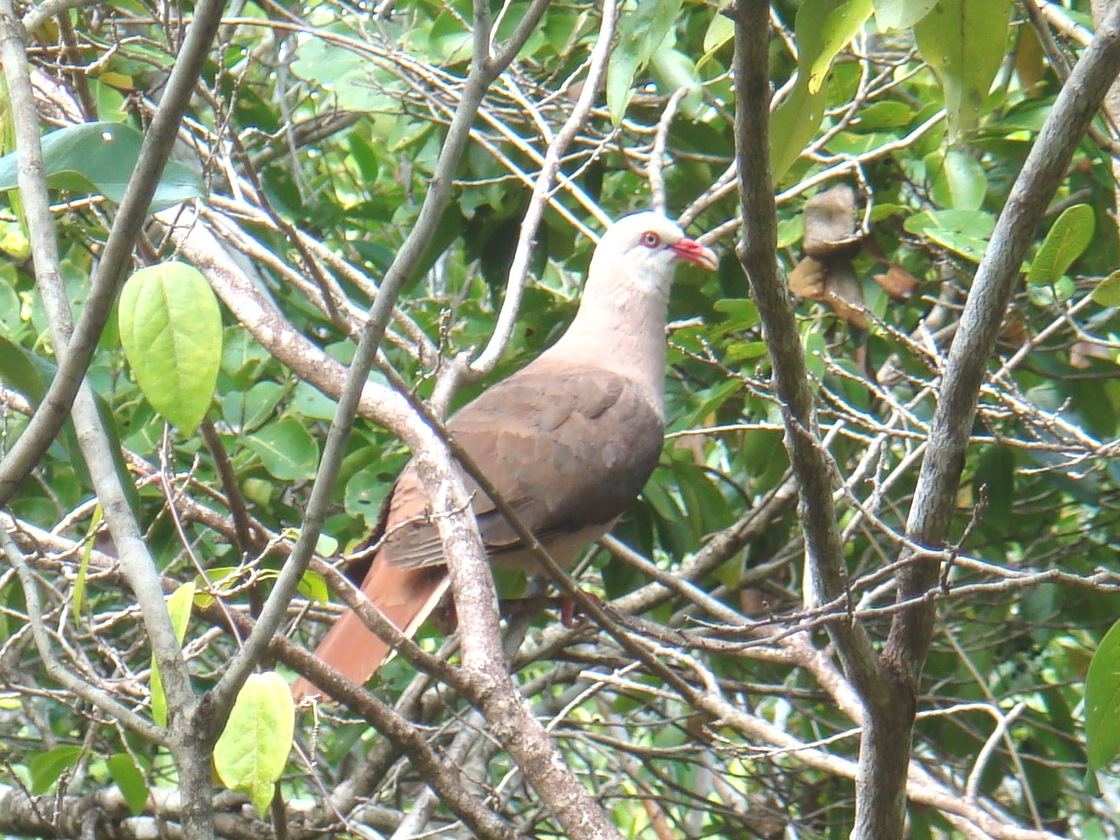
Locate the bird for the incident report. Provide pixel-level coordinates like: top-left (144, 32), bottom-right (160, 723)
top-left (292, 211), bottom-right (718, 701)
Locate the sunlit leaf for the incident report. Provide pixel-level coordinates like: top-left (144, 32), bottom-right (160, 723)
top-left (151, 582), bottom-right (195, 728)
top-left (914, 0), bottom-right (1013, 136)
top-left (214, 672), bottom-right (295, 817)
top-left (72, 503), bottom-right (102, 622)
top-left (927, 147), bottom-right (987, 210)
top-left (1092, 271), bottom-right (1120, 306)
top-left (606, 0), bottom-right (683, 125)
top-left (119, 262), bottom-right (222, 437)
top-left (30, 746), bottom-right (82, 794)
top-left (1026, 204), bottom-right (1095, 286)
top-left (1086, 618), bottom-right (1120, 769)
top-left (107, 753), bottom-right (149, 816)
top-left (771, 0), bottom-right (872, 179)
top-left (874, 0), bottom-right (938, 30)
top-left (0, 122), bottom-right (202, 210)
top-left (243, 418), bottom-right (320, 481)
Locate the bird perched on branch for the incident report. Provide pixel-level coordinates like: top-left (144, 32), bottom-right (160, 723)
top-left (292, 211), bottom-right (717, 701)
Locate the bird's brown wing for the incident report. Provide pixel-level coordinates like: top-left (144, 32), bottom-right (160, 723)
top-left (380, 361), bottom-right (664, 571)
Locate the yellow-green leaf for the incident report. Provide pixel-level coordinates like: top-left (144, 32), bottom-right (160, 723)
top-left (30, 745), bottom-right (81, 794)
top-left (118, 261), bottom-right (222, 437)
top-left (151, 582), bottom-right (195, 727)
top-left (1026, 203), bottom-right (1094, 286)
top-left (214, 672), bottom-right (296, 818)
top-left (606, 0), bottom-right (683, 126)
top-left (1086, 618), bottom-right (1120, 769)
top-left (926, 147), bottom-right (987, 211)
top-left (107, 753), bottom-right (149, 816)
top-left (914, 0), bottom-right (1012, 136)
top-left (1092, 271), bottom-right (1120, 307)
top-left (874, 0), bottom-right (938, 30)
top-left (72, 503), bottom-right (102, 623)
top-left (771, 0), bottom-right (872, 180)
top-left (807, 0), bottom-right (873, 95)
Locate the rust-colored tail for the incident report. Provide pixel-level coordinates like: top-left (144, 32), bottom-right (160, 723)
top-left (291, 560), bottom-right (449, 702)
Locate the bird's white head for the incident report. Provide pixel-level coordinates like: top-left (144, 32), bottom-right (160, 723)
top-left (589, 211), bottom-right (718, 298)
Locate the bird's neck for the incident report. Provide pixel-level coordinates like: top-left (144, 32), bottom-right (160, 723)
top-left (545, 281), bottom-right (669, 412)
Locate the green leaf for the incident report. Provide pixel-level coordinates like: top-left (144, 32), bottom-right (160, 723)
top-left (713, 297), bottom-right (759, 331)
top-left (192, 566), bottom-right (259, 608)
top-left (220, 380), bottom-right (286, 432)
top-left (291, 33), bottom-right (397, 112)
top-left (973, 445), bottom-right (1014, 526)
top-left (852, 101), bottom-right (915, 131)
top-left (905, 209), bottom-right (995, 263)
top-left (167, 582), bottom-right (194, 643)
top-left (298, 570), bottom-right (330, 605)
top-left (214, 672), bottom-right (295, 818)
top-left (874, 0), bottom-right (938, 30)
top-left (107, 753), bottom-right (149, 816)
top-left (0, 122), bottom-right (202, 210)
top-left (926, 148), bottom-right (987, 210)
top-left (72, 503), bottom-right (102, 623)
top-left (1086, 617), bottom-right (1120, 769)
top-left (1026, 204), bottom-right (1094, 286)
top-left (914, 0), bottom-right (1013, 136)
top-left (243, 418), bottom-right (320, 481)
top-left (649, 44), bottom-right (703, 119)
top-left (151, 582), bottom-right (195, 728)
top-left (0, 337), bottom-right (133, 505)
top-left (606, 0), bottom-right (683, 125)
top-left (119, 262), bottom-right (222, 437)
top-left (699, 11), bottom-right (734, 67)
top-left (0, 335), bottom-right (55, 405)
top-left (1091, 271), bottom-right (1120, 306)
top-left (806, 0), bottom-right (873, 95)
top-left (770, 82), bottom-right (829, 182)
top-left (29, 746), bottom-right (82, 794)
top-left (281, 526), bottom-right (339, 557)
top-left (771, 0), bottom-right (872, 179)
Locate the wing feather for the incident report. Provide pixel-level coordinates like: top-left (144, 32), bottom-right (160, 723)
top-left (380, 362), bottom-right (663, 570)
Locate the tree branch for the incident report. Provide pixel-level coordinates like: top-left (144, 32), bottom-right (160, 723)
top-left (732, 0), bottom-right (883, 695)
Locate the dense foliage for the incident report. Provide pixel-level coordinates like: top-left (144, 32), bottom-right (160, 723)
top-left (2, 0), bottom-right (1120, 838)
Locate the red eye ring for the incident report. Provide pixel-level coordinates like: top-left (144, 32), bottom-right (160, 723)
top-left (641, 231), bottom-right (661, 248)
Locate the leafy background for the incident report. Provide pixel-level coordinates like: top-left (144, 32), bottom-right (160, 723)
top-left (1, 0), bottom-right (1120, 838)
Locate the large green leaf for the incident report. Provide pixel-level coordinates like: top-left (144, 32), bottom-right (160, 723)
top-left (914, 0), bottom-right (1012, 136)
top-left (106, 753), bottom-right (149, 816)
top-left (770, 0), bottom-right (872, 180)
top-left (873, 0), bottom-right (938, 30)
top-left (1026, 203), bottom-right (1095, 286)
top-left (606, 0), bottom-right (683, 125)
top-left (0, 122), bottom-right (202, 210)
top-left (904, 208), bottom-right (995, 263)
top-left (214, 672), bottom-right (295, 818)
top-left (118, 261), bottom-right (222, 437)
top-left (243, 418), bottom-right (320, 481)
top-left (29, 746), bottom-right (82, 794)
top-left (806, 0), bottom-right (873, 95)
top-left (926, 147), bottom-right (987, 210)
top-left (650, 41), bottom-right (703, 119)
top-left (150, 582), bottom-right (195, 728)
top-left (1086, 618), bottom-right (1120, 769)
top-left (0, 336), bottom-right (134, 503)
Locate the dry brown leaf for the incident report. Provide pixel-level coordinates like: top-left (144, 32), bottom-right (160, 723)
top-left (872, 264), bottom-right (920, 300)
top-left (823, 263), bottom-right (868, 329)
top-left (789, 256), bottom-right (827, 299)
top-left (803, 184), bottom-right (863, 260)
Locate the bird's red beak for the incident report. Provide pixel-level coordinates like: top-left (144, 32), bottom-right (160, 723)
top-left (671, 238), bottom-right (718, 271)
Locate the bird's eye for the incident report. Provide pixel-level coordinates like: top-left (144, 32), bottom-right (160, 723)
top-left (641, 231), bottom-right (661, 248)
